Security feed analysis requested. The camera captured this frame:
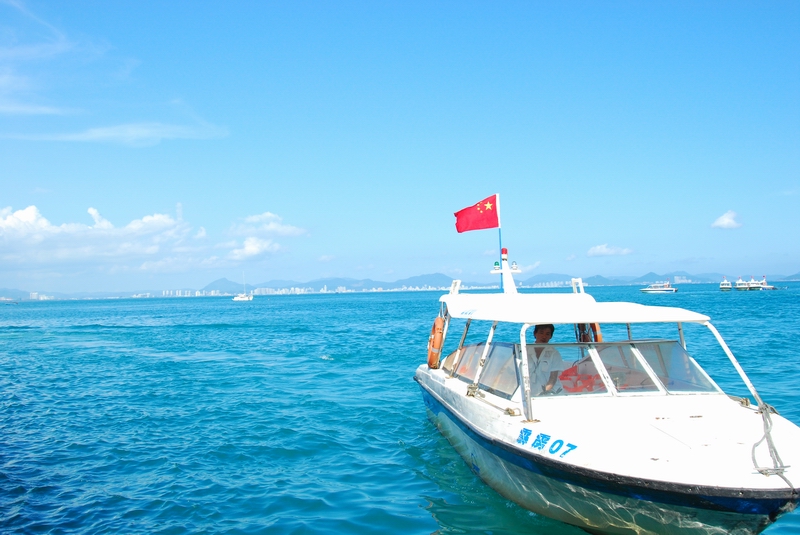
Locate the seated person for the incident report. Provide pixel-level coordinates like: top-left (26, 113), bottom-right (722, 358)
top-left (528, 324), bottom-right (563, 395)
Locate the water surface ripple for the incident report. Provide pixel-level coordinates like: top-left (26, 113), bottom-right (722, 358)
top-left (1, 285), bottom-right (798, 534)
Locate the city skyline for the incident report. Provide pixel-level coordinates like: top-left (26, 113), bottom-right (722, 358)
top-left (2, 2), bottom-right (799, 293)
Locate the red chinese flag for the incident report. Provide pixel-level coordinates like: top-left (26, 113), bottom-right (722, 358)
top-left (454, 194), bottom-right (500, 233)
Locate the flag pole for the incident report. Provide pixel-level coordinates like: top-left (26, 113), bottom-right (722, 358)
top-left (496, 193), bottom-right (503, 291)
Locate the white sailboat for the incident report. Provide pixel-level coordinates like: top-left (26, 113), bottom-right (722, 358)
top-left (232, 272), bottom-right (253, 301)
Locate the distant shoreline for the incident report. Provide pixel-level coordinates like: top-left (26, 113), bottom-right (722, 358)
top-left (5, 280), bottom-right (798, 302)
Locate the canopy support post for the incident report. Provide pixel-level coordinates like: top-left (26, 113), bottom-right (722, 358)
top-left (519, 324), bottom-right (533, 421)
top-left (449, 319), bottom-right (472, 378)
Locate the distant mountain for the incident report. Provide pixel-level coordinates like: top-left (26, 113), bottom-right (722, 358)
top-left (242, 273), bottom-right (489, 292)
top-left (202, 278), bottom-right (254, 293)
top-left (583, 275), bottom-right (625, 286)
top-left (781, 272), bottom-right (800, 281)
top-left (630, 272), bottom-right (663, 284)
top-left (521, 273), bottom-right (574, 285)
top-left (0, 288), bottom-right (29, 300)
top-left (393, 273), bottom-right (454, 288)
top-left (253, 279), bottom-right (302, 288)
top-left (303, 277), bottom-right (383, 291)
top-left (694, 273), bottom-right (726, 282)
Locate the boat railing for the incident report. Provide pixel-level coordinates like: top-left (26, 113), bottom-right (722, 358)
top-left (703, 322), bottom-right (792, 486)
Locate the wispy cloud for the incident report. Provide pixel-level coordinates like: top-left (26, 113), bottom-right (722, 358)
top-left (587, 244), bottom-right (633, 257)
top-left (6, 121), bottom-right (229, 146)
top-left (711, 210), bottom-right (742, 229)
top-left (519, 261), bottom-right (541, 272)
top-left (318, 255), bottom-right (335, 262)
top-left (565, 254), bottom-right (577, 261)
top-left (0, 101), bottom-right (69, 115)
top-left (0, 1), bottom-right (72, 62)
top-left (231, 212), bottom-right (305, 237)
top-left (0, 1), bottom-right (74, 116)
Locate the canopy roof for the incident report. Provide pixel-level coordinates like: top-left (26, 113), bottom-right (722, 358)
top-left (441, 292), bottom-right (709, 325)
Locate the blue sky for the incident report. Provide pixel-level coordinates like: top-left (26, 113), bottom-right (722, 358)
top-left (1, 1), bottom-right (798, 292)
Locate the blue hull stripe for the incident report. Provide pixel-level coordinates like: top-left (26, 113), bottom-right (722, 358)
top-left (418, 383), bottom-right (798, 517)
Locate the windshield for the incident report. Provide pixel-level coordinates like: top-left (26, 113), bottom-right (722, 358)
top-left (443, 339), bottom-right (720, 399)
top-left (634, 341), bottom-right (719, 393)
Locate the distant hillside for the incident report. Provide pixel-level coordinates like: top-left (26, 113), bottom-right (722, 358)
top-left (253, 279), bottom-right (302, 288)
top-left (782, 272), bottom-right (800, 281)
top-left (0, 288), bottom-right (29, 300)
top-left (393, 273), bottom-right (454, 288)
top-left (521, 273), bottom-right (574, 285)
top-left (630, 272), bottom-right (663, 284)
top-left (583, 275), bottom-right (624, 286)
top-left (241, 273), bottom-right (490, 292)
top-left (202, 278), bottom-right (255, 293)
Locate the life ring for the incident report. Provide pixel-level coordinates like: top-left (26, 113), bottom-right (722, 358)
top-left (427, 317), bottom-right (445, 369)
top-left (590, 323), bottom-right (603, 342)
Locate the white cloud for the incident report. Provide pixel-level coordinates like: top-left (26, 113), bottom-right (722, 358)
top-left (587, 244), bottom-right (633, 257)
top-left (0, 205), bottom-right (304, 283)
top-left (231, 212), bottom-right (305, 237)
top-left (318, 255), bottom-right (335, 262)
top-left (711, 210), bottom-right (742, 229)
top-left (229, 237), bottom-right (279, 260)
top-left (0, 205), bottom-right (190, 265)
top-left (87, 207), bottom-right (112, 229)
top-left (565, 254), bottom-right (577, 261)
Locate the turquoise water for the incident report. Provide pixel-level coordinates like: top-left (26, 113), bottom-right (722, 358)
top-left (1, 284), bottom-right (799, 534)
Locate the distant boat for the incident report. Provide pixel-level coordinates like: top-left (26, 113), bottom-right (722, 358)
top-left (233, 273), bottom-right (253, 301)
top-left (746, 276), bottom-right (763, 291)
top-left (734, 277), bottom-right (749, 291)
top-left (640, 279), bottom-right (677, 293)
top-left (719, 277), bottom-right (732, 291)
top-left (755, 276), bottom-right (775, 291)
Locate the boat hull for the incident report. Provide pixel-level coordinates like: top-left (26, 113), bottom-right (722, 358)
top-left (419, 385), bottom-right (796, 535)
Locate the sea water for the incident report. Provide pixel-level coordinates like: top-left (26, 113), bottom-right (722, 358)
top-left (1, 284), bottom-right (799, 534)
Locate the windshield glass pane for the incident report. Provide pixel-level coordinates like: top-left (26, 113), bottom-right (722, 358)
top-left (635, 341), bottom-right (719, 393)
top-left (594, 343), bottom-right (660, 393)
top-left (478, 343), bottom-right (519, 399)
top-left (454, 343), bottom-right (484, 382)
top-left (527, 344), bottom-right (607, 396)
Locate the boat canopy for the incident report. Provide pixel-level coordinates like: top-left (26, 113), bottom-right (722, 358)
top-left (441, 293), bottom-right (709, 325)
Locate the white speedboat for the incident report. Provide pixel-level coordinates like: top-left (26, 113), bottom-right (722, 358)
top-left (734, 277), bottom-right (749, 291)
top-left (747, 277), bottom-right (763, 291)
top-left (719, 277), bottom-right (732, 291)
top-left (640, 279), bottom-right (677, 293)
top-left (758, 277), bottom-right (775, 291)
top-left (747, 276), bottom-right (775, 291)
top-left (415, 249), bottom-right (799, 535)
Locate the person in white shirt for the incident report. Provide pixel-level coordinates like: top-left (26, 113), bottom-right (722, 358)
top-left (528, 324), bottom-right (563, 395)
